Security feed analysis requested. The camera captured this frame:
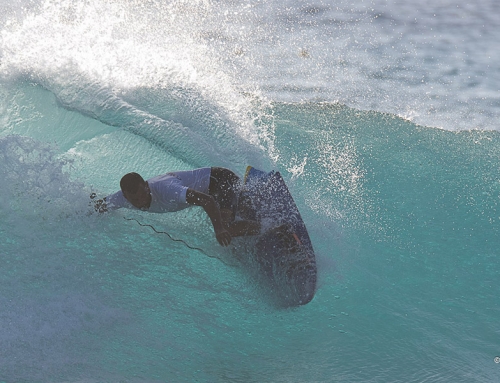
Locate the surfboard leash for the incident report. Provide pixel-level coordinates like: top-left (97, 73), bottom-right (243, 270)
top-left (123, 217), bottom-right (235, 267)
top-left (123, 217), bottom-right (206, 252)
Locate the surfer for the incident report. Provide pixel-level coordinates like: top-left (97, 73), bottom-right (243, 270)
top-left (91, 167), bottom-right (260, 246)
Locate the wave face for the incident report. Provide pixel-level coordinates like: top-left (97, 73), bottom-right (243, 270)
top-left (0, 0), bottom-right (499, 382)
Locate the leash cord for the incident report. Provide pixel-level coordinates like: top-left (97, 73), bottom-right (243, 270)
top-left (123, 217), bottom-right (207, 253)
top-left (123, 217), bottom-right (236, 267)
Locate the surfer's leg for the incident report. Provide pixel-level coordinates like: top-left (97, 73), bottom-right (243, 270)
top-left (219, 208), bottom-right (235, 222)
top-left (226, 220), bottom-right (261, 236)
top-left (209, 167), bottom-right (240, 220)
top-left (209, 167), bottom-right (261, 236)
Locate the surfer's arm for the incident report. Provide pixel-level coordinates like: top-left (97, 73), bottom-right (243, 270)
top-left (90, 191), bottom-right (126, 213)
top-left (185, 188), bottom-right (232, 247)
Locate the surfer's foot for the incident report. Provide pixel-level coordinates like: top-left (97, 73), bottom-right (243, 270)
top-left (226, 220), bottom-right (261, 237)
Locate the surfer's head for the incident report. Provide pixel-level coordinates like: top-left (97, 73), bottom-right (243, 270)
top-left (120, 172), bottom-right (151, 209)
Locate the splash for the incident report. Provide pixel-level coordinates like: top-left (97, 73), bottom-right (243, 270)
top-left (0, 134), bottom-right (90, 218)
top-left (0, 0), bottom-right (276, 166)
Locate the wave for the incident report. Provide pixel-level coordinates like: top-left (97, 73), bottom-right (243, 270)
top-left (1, 86), bottom-right (500, 380)
top-left (3, 0), bottom-right (499, 135)
top-left (0, 0), bottom-right (275, 170)
top-left (1, 1), bottom-right (500, 381)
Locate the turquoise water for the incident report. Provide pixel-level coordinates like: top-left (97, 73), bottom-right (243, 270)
top-left (1, 0), bottom-right (500, 382)
top-left (1, 85), bottom-right (499, 382)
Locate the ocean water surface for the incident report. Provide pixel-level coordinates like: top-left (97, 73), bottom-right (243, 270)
top-left (0, 0), bottom-right (499, 382)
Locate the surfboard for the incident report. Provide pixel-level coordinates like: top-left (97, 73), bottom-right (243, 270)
top-left (236, 166), bottom-right (317, 307)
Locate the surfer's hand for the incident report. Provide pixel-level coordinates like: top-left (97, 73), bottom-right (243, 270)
top-left (90, 194), bottom-right (108, 213)
top-left (216, 229), bottom-right (232, 247)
